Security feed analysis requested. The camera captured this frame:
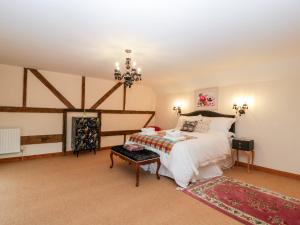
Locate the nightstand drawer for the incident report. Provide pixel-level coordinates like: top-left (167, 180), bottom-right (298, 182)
top-left (232, 139), bottom-right (254, 151)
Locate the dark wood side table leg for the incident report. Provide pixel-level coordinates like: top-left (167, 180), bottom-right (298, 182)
top-left (156, 159), bottom-right (161, 180)
top-left (251, 150), bottom-right (255, 169)
top-left (231, 149), bottom-right (235, 168)
top-left (236, 149), bottom-right (239, 166)
top-left (247, 151), bottom-right (251, 172)
top-left (110, 152), bottom-right (114, 169)
top-left (135, 164), bottom-right (140, 187)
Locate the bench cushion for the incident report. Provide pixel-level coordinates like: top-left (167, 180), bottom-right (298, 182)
top-left (111, 145), bottom-right (159, 162)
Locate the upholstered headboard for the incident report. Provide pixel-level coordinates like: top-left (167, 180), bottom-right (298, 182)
top-left (180, 110), bottom-right (236, 133)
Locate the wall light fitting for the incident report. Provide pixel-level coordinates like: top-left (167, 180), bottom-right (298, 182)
top-left (173, 106), bottom-right (182, 115)
top-left (233, 103), bottom-right (248, 116)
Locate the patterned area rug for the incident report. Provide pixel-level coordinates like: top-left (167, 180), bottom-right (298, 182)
top-left (183, 176), bottom-right (300, 225)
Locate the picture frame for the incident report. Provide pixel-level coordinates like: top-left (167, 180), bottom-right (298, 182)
top-left (195, 87), bottom-right (219, 110)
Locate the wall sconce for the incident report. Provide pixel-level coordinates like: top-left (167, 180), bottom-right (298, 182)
top-left (233, 103), bottom-right (248, 116)
top-left (173, 106), bottom-right (182, 115)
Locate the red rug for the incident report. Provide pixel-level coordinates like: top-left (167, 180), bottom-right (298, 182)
top-left (183, 176), bottom-right (300, 225)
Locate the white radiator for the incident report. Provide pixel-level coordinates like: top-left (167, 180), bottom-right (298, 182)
top-left (0, 128), bottom-right (21, 154)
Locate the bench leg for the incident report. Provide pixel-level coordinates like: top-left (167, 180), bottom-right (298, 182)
top-left (110, 152), bottom-right (114, 169)
top-left (156, 160), bottom-right (161, 180)
top-left (135, 164), bottom-right (140, 187)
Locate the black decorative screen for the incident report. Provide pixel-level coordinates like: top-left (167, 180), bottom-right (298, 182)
top-left (71, 117), bottom-right (100, 153)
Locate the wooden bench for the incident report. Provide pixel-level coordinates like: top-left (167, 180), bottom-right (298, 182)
top-left (110, 145), bottom-right (161, 187)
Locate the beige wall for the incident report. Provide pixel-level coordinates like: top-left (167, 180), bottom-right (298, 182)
top-left (1, 62), bottom-right (299, 175)
top-left (0, 64), bottom-right (156, 158)
top-left (156, 77), bottom-right (300, 175)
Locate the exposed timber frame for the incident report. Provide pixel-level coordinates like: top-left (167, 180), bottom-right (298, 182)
top-left (90, 82), bottom-right (123, 109)
top-left (22, 68), bottom-right (28, 107)
top-left (28, 68), bottom-right (75, 109)
top-left (0, 68), bottom-right (155, 156)
top-left (81, 76), bottom-right (86, 109)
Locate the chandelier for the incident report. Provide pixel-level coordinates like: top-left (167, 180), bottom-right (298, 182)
top-left (114, 49), bottom-right (142, 88)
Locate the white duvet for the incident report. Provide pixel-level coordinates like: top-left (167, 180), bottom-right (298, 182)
top-left (127, 131), bottom-right (231, 188)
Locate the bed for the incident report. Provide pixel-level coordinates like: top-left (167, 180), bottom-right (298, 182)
top-left (127, 110), bottom-right (236, 188)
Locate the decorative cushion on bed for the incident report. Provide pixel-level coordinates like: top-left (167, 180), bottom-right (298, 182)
top-left (203, 117), bottom-right (236, 133)
top-left (181, 120), bottom-right (198, 132)
top-left (195, 117), bottom-right (211, 133)
top-left (175, 115), bottom-right (202, 130)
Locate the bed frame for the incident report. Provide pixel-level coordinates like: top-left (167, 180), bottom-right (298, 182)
top-left (180, 110), bottom-right (236, 133)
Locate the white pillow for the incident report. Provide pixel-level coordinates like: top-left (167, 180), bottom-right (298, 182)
top-left (203, 117), bottom-right (236, 133)
top-left (194, 117), bottom-right (211, 133)
top-left (175, 115), bottom-right (202, 130)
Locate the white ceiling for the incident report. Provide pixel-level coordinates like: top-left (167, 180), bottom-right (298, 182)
top-left (0, 0), bottom-right (300, 92)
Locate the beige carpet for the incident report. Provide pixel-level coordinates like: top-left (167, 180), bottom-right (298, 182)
top-left (1, 150), bottom-right (299, 225)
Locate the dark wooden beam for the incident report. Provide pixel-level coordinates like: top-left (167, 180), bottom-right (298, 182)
top-left (100, 110), bottom-right (154, 114)
top-left (81, 76), bottom-right (85, 109)
top-left (62, 111), bottom-right (67, 155)
top-left (143, 113), bottom-right (155, 127)
top-left (0, 106), bottom-right (155, 115)
top-left (0, 106), bottom-right (64, 113)
top-left (123, 83), bottom-right (126, 110)
top-left (21, 134), bottom-right (62, 145)
top-left (101, 129), bottom-right (140, 136)
top-left (90, 82), bottom-right (123, 109)
top-left (29, 69), bottom-right (75, 109)
top-left (98, 112), bottom-right (102, 150)
top-left (64, 108), bottom-right (98, 113)
top-left (22, 68), bottom-right (28, 107)
top-left (65, 109), bottom-right (154, 114)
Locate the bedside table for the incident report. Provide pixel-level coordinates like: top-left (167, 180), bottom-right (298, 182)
top-left (232, 138), bottom-right (254, 172)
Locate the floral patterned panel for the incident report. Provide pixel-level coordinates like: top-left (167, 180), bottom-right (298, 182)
top-left (71, 117), bottom-right (100, 152)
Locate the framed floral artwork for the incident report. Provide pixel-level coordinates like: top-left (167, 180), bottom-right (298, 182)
top-left (195, 87), bottom-right (218, 110)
